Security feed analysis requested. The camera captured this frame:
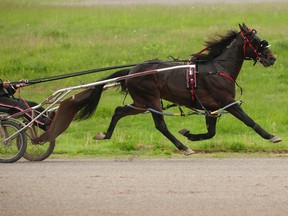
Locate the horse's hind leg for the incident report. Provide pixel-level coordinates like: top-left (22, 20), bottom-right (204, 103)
top-left (179, 116), bottom-right (217, 141)
top-left (32, 89), bottom-right (92, 144)
top-left (94, 105), bottom-right (144, 140)
top-left (150, 112), bottom-right (194, 155)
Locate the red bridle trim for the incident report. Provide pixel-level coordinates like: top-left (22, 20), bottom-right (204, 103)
top-left (195, 47), bottom-right (209, 55)
top-left (240, 31), bottom-right (259, 60)
top-left (219, 72), bottom-right (235, 83)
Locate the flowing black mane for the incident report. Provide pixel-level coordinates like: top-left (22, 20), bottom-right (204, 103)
top-left (192, 30), bottom-right (239, 60)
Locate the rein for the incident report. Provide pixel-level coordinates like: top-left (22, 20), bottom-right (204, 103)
top-left (11, 62), bottom-right (141, 86)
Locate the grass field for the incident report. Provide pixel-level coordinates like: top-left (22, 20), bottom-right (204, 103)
top-left (0, 0), bottom-right (288, 158)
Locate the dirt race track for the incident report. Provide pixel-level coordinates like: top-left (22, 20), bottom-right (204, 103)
top-left (1, 158), bottom-right (288, 216)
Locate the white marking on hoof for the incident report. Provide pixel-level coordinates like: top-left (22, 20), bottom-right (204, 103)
top-left (94, 132), bottom-right (106, 140)
top-left (270, 136), bottom-right (282, 143)
top-left (184, 148), bottom-right (195, 156)
top-left (179, 128), bottom-right (189, 135)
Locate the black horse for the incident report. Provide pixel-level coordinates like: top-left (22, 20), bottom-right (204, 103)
top-left (34, 23), bottom-right (281, 155)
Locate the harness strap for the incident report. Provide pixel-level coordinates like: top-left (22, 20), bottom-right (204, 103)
top-left (191, 47), bottom-right (209, 56)
top-left (218, 72), bottom-right (235, 83)
top-left (185, 64), bottom-right (197, 102)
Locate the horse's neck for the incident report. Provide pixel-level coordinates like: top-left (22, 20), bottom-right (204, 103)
top-left (214, 37), bottom-right (245, 81)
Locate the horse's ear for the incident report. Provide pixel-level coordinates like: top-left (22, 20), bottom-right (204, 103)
top-left (242, 23), bottom-right (249, 30)
top-left (239, 24), bottom-right (243, 31)
top-left (239, 23), bottom-right (245, 32)
top-left (239, 23), bottom-right (249, 33)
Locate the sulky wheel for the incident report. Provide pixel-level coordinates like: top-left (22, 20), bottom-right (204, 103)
top-left (0, 120), bottom-right (27, 163)
top-left (22, 125), bottom-right (55, 161)
top-left (22, 140), bottom-right (55, 161)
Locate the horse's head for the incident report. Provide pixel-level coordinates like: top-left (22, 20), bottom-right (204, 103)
top-left (239, 23), bottom-right (276, 67)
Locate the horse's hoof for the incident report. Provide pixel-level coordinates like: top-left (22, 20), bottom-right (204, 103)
top-left (184, 148), bottom-right (195, 156)
top-left (179, 128), bottom-right (189, 136)
top-left (31, 137), bottom-right (46, 145)
top-left (31, 137), bottom-right (40, 144)
top-left (270, 136), bottom-right (282, 143)
top-left (93, 132), bottom-right (106, 140)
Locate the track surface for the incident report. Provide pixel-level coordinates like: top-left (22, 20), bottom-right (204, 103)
top-left (1, 158), bottom-right (288, 216)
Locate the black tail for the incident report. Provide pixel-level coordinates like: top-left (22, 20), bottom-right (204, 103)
top-left (74, 69), bottom-right (131, 120)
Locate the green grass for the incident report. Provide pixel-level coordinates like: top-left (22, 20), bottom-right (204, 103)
top-left (0, 1), bottom-right (288, 157)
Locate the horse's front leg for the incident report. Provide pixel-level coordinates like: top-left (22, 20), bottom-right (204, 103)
top-left (227, 103), bottom-right (281, 143)
top-left (179, 116), bottom-right (217, 141)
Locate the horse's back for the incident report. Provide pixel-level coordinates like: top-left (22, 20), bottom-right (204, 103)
top-left (126, 60), bottom-right (192, 107)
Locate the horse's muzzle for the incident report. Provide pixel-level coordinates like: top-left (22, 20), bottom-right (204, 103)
top-left (259, 49), bottom-right (276, 67)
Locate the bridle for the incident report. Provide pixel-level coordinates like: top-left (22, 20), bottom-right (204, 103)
top-left (240, 29), bottom-right (270, 65)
